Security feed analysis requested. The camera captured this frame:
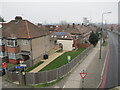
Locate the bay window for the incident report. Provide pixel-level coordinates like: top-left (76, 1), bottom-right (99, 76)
top-left (7, 39), bottom-right (17, 47)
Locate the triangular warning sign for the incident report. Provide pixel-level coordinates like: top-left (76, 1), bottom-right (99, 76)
top-left (80, 73), bottom-right (87, 79)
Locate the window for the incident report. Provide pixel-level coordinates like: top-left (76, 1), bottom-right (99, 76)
top-left (0, 52), bottom-right (3, 58)
top-left (0, 38), bottom-right (4, 45)
top-left (8, 53), bottom-right (17, 59)
top-left (0, 52), bottom-right (6, 58)
top-left (7, 39), bottom-right (17, 47)
top-left (61, 36), bottom-right (64, 38)
top-left (50, 26), bottom-right (53, 28)
top-left (23, 40), bottom-right (29, 45)
top-left (65, 36), bottom-right (67, 38)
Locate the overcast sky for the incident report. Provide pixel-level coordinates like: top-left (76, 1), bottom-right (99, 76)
top-left (0, 0), bottom-right (119, 24)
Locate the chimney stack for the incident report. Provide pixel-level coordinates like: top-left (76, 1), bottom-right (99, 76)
top-left (15, 16), bottom-right (22, 21)
top-left (67, 24), bottom-right (70, 28)
top-left (73, 23), bottom-right (75, 27)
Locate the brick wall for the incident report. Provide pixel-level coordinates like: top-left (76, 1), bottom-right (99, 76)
top-left (9, 59), bottom-right (19, 64)
top-left (0, 45), bottom-right (5, 51)
top-left (6, 46), bottom-right (19, 53)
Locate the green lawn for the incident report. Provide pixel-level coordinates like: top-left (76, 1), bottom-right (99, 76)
top-left (39, 48), bottom-right (86, 72)
top-left (7, 63), bottom-right (16, 69)
top-left (25, 61), bottom-right (44, 72)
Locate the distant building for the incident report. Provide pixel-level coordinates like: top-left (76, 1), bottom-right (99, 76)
top-left (83, 17), bottom-right (89, 25)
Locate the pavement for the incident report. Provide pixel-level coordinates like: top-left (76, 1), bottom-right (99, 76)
top-left (30, 51), bottom-right (65, 72)
top-left (50, 40), bottom-right (108, 88)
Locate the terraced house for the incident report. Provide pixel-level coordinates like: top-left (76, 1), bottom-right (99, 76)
top-left (1, 16), bottom-right (54, 64)
top-left (60, 24), bottom-right (97, 48)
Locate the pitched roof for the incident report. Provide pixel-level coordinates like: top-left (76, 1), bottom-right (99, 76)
top-left (2, 17), bottom-right (49, 39)
top-left (61, 24), bottom-right (97, 35)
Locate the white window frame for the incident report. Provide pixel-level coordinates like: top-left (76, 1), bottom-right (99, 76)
top-left (7, 39), bottom-right (17, 47)
top-left (8, 53), bottom-right (18, 60)
top-left (0, 51), bottom-right (6, 58)
top-left (0, 38), bottom-right (4, 45)
top-left (23, 40), bottom-right (29, 45)
top-left (61, 36), bottom-right (64, 38)
top-left (65, 36), bottom-right (67, 38)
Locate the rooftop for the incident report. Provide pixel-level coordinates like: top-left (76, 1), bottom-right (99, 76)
top-left (2, 16), bottom-right (49, 39)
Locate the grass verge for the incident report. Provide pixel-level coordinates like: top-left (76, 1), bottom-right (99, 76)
top-left (39, 48), bottom-right (86, 72)
top-left (25, 61), bottom-right (44, 72)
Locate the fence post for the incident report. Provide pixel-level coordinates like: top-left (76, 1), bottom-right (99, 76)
top-left (19, 73), bottom-right (26, 85)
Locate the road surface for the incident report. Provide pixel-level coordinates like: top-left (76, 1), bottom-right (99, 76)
top-left (104, 32), bottom-right (119, 89)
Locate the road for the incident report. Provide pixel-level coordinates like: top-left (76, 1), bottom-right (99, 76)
top-left (104, 32), bottom-right (119, 89)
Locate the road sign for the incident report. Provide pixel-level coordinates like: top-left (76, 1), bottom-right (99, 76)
top-left (15, 66), bottom-right (25, 69)
top-left (67, 56), bottom-right (71, 61)
top-left (2, 62), bottom-right (7, 68)
top-left (80, 73), bottom-right (87, 79)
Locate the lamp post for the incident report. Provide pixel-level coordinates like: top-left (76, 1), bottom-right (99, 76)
top-left (99, 11), bottom-right (112, 59)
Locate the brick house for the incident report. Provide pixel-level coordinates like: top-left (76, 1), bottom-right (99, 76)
top-left (1, 16), bottom-right (54, 64)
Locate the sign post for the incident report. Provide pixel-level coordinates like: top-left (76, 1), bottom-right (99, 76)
top-left (80, 70), bottom-right (87, 89)
top-left (67, 56), bottom-right (71, 63)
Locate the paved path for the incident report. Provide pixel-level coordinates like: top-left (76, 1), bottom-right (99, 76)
top-left (30, 51), bottom-right (65, 72)
top-left (50, 40), bottom-right (108, 88)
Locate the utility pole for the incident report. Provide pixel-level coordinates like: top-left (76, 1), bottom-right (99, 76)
top-left (99, 11), bottom-right (112, 59)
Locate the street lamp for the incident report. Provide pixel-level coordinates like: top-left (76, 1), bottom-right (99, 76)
top-left (99, 11), bottom-right (112, 59)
